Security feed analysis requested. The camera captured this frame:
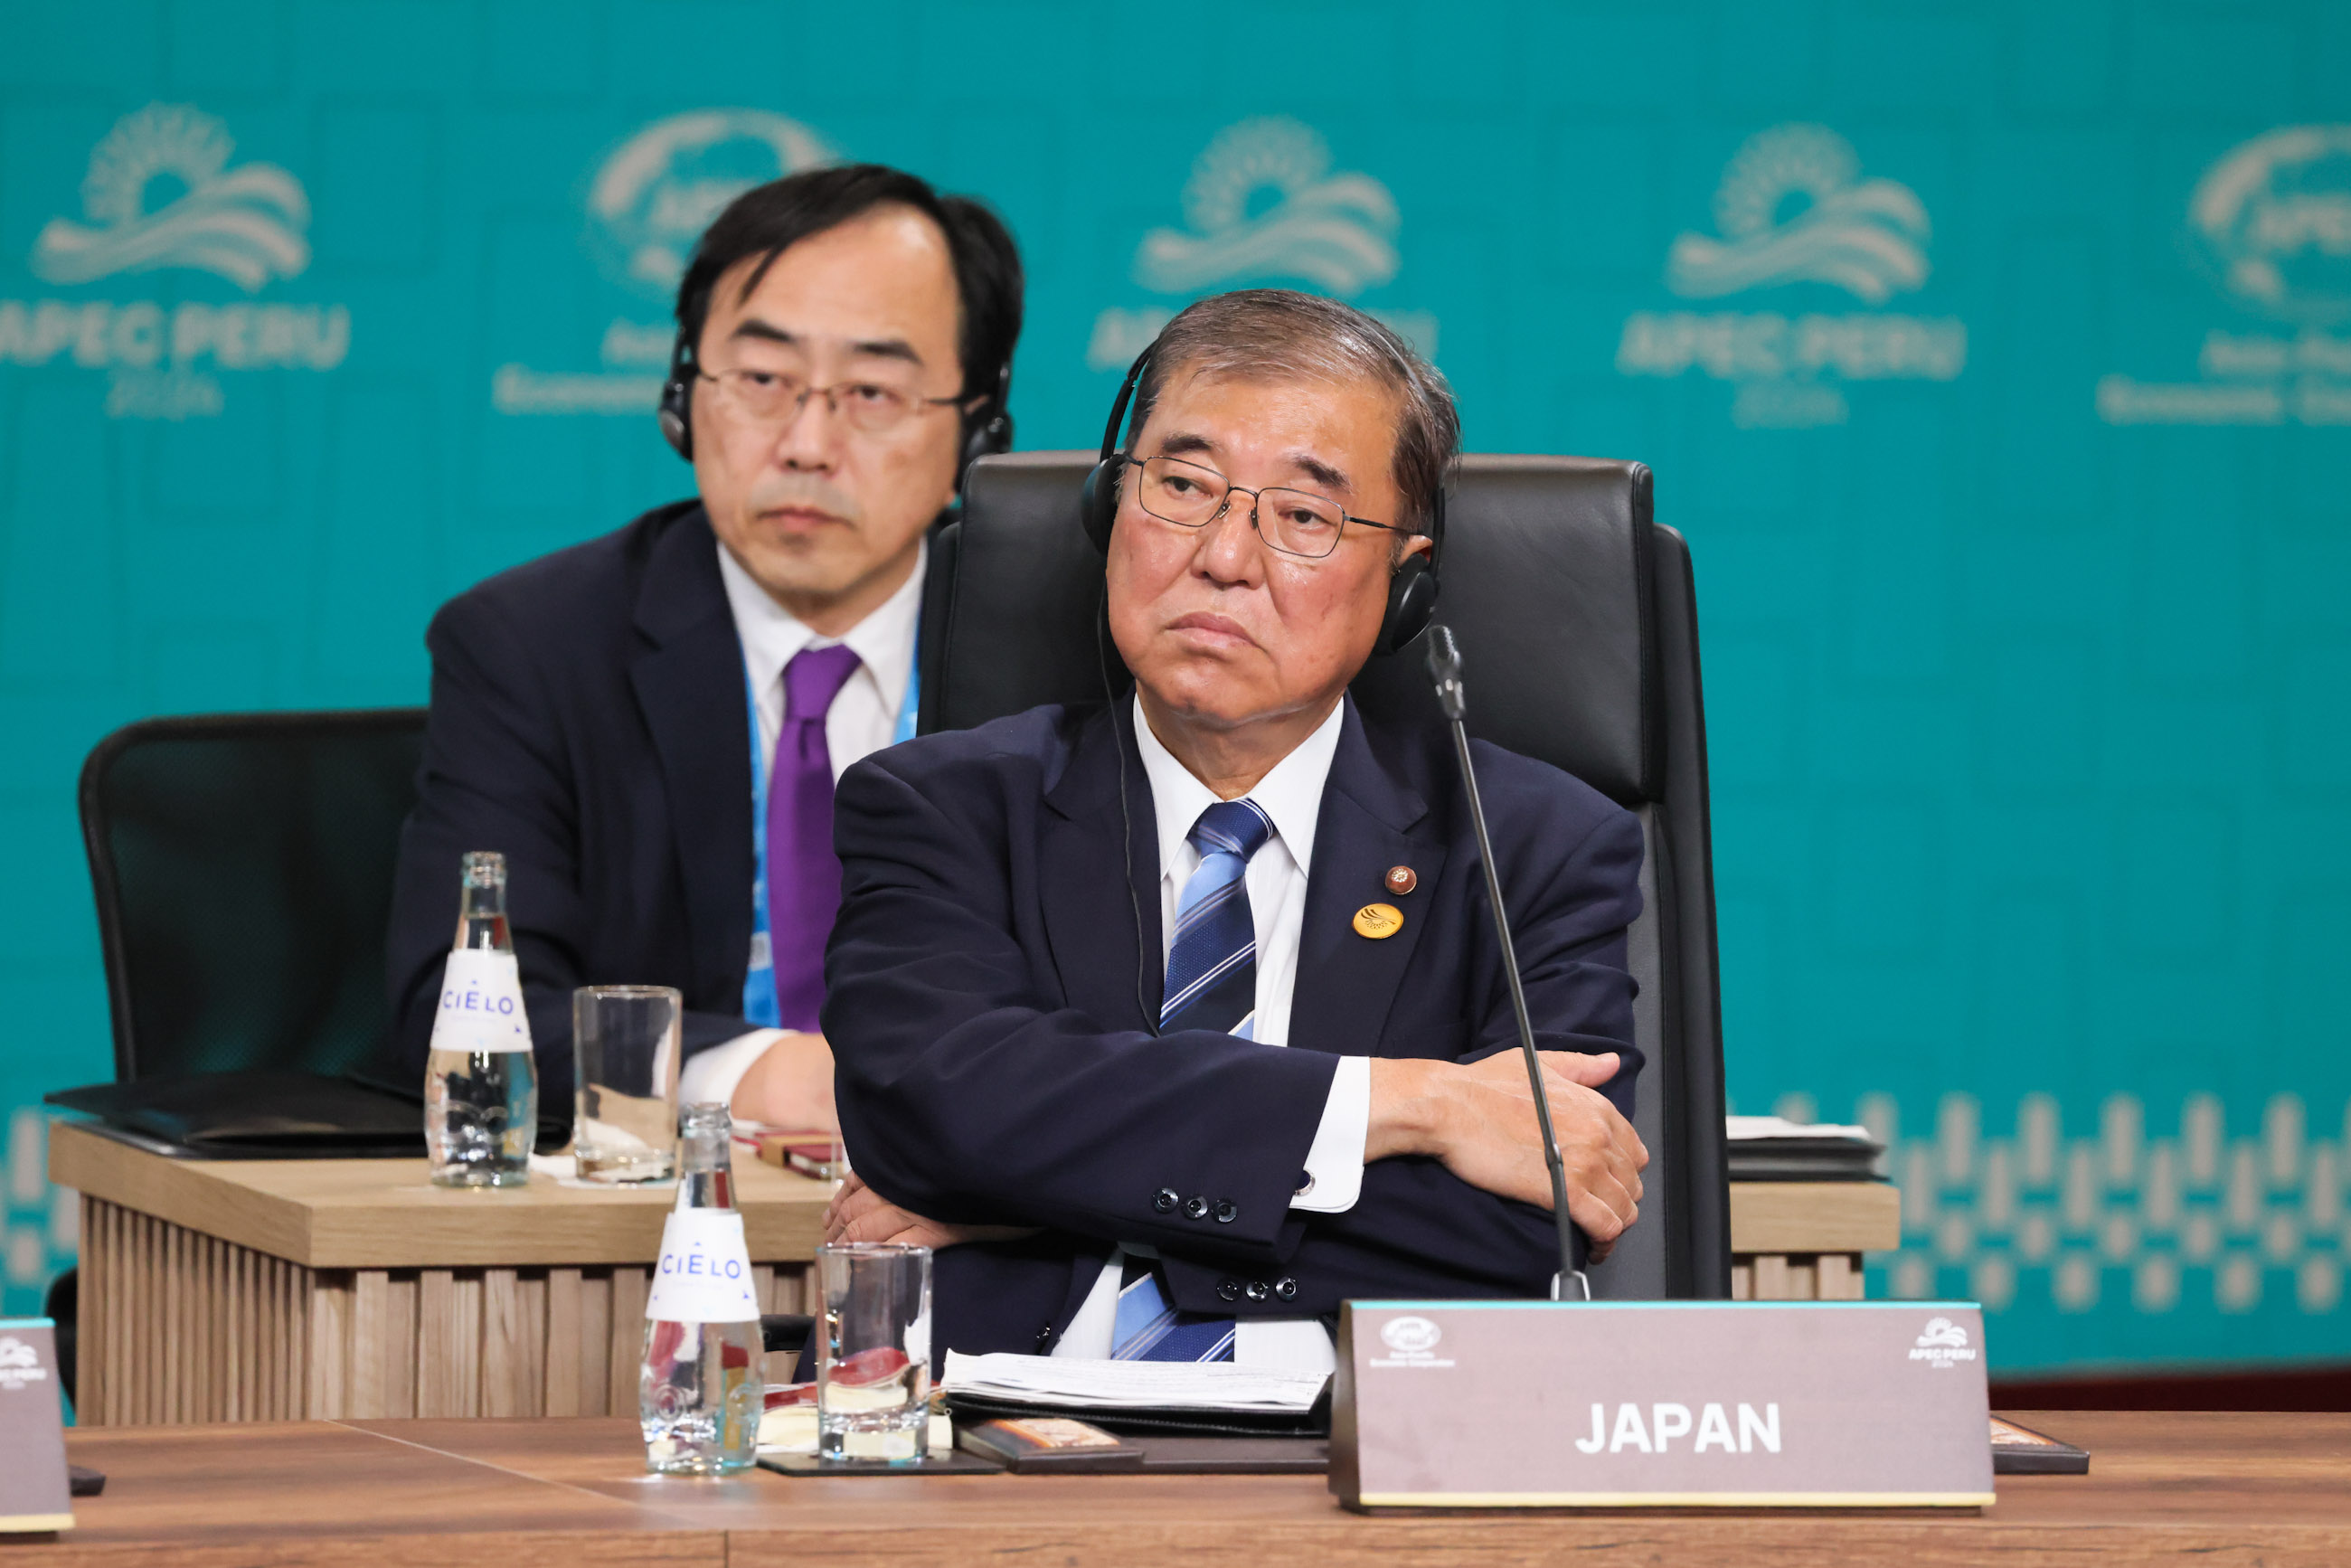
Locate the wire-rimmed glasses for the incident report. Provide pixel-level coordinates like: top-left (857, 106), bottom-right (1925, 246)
top-left (1126, 453), bottom-right (1409, 559)
top-left (696, 368), bottom-right (963, 436)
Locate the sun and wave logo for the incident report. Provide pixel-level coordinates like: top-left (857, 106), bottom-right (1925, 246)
top-left (1913, 1317), bottom-right (1969, 1349)
top-left (1617, 123), bottom-right (1963, 429)
top-left (0, 1335), bottom-right (47, 1389)
top-left (2097, 125), bottom-right (2351, 429)
top-left (1665, 124), bottom-right (1930, 306)
top-left (31, 103), bottom-right (309, 292)
top-left (1088, 118), bottom-right (1431, 372)
top-left (1132, 118), bottom-right (1399, 298)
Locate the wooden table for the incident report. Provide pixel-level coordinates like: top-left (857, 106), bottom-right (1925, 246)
top-left (51, 1120), bottom-right (1897, 1426)
top-left (22, 1412), bottom-right (2350, 1563)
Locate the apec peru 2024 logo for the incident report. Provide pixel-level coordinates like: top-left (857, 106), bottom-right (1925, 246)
top-left (2097, 125), bottom-right (2351, 428)
top-left (1616, 123), bottom-right (1966, 429)
top-left (1087, 117), bottom-right (1437, 373)
top-left (0, 103), bottom-right (349, 420)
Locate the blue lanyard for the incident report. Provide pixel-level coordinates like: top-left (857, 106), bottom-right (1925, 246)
top-left (742, 637), bottom-right (920, 1026)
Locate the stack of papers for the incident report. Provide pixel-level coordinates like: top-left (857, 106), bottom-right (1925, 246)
top-left (1724, 1115), bottom-right (1884, 1181)
top-left (942, 1352), bottom-right (1326, 1413)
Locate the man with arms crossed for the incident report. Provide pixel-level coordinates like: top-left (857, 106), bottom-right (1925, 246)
top-left (823, 290), bottom-right (1648, 1369)
top-left (389, 165), bottom-right (1022, 1126)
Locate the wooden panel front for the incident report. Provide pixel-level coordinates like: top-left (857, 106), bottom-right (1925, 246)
top-left (80, 1195), bottom-right (808, 1426)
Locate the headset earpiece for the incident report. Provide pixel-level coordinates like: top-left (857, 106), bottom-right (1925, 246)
top-left (658, 329), bottom-right (695, 461)
top-left (1371, 486), bottom-right (1445, 656)
top-left (955, 361), bottom-right (1015, 493)
top-left (1080, 453), bottom-right (1123, 554)
top-left (1081, 347), bottom-right (1153, 556)
top-left (1375, 553), bottom-right (1439, 656)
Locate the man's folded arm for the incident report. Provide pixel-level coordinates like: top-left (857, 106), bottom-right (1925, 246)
top-left (825, 751), bottom-right (1340, 1261)
top-left (1248, 805), bottom-right (1649, 1297)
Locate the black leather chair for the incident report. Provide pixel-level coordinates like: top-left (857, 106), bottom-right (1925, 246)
top-left (77, 709), bottom-right (428, 1087)
top-left (923, 452), bottom-right (1731, 1300)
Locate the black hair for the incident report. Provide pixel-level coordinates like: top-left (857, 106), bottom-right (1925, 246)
top-left (674, 163), bottom-right (1024, 412)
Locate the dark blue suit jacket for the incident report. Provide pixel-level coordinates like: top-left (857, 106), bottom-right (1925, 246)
top-left (825, 696), bottom-right (1646, 1360)
top-left (388, 500), bottom-right (944, 1101)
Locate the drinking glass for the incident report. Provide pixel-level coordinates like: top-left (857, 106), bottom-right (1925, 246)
top-left (815, 1242), bottom-right (932, 1462)
top-left (572, 986), bottom-right (682, 1183)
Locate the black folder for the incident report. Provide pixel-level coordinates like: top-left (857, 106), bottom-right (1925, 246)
top-left (46, 1070), bottom-right (426, 1158)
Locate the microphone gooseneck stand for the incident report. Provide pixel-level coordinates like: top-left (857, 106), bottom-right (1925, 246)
top-left (1424, 625), bottom-right (1585, 1302)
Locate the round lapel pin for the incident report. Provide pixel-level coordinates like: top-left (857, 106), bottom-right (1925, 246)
top-left (1384, 865), bottom-right (1417, 896)
top-left (1353, 902), bottom-right (1404, 940)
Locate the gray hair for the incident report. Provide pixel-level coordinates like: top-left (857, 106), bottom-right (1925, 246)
top-left (1123, 289), bottom-right (1459, 541)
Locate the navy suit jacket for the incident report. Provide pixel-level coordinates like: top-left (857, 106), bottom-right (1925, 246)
top-left (825, 696), bottom-right (1646, 1361)
top-left (387, 499), bottom-right (945, 1102)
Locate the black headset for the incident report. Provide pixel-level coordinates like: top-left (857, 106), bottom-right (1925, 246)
top-left (1079, 345), bottom-right (1442, 657)
top-left (658, 322), bottom-right (1015, 491)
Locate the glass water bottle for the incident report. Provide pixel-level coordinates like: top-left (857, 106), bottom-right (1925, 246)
top-left (640, 1102), bottom-right (763, 1473)
top-left (424, 851), bottom-right (538, 1187)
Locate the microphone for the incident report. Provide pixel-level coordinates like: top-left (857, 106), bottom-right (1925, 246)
top-left (1424, 625), bottom-right (1585, 1302)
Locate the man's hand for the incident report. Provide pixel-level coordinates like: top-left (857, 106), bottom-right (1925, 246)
top-left (822, 1172), bottom-right (1042, 1252)
top-left (1365, 1051), bottom-right (1649, 1262)
top-left (729, 1031), bottom-right (838, 1130)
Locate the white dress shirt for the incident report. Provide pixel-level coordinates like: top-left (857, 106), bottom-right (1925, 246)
top-left (677, 537), bottom-right (925, 1109)
top-left (1052, 697), bottom-right (1371, 1374)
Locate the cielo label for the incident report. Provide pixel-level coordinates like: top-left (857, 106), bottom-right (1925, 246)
top-left (1087, 117), bottom-right (1436, 373)
top-left (2096, 125), bottom-right (2351, 428)
top-left (646, 1209), bottom-right (760, 1321)
top-left (493, 108), bottom-right (835, 419)
top-left (1616, 123), bottom-right (1965, 429)
top-left (430, 949), bottom-right (533, 1055)
top-left (0, 103), bottom-right (350, 420)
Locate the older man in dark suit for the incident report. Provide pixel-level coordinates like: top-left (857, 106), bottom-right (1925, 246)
top-left (822, 290), bottom-right (1648, 1372)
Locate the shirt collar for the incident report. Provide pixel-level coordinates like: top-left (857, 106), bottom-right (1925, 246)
top-left (716, 534), bottom-right (926, 718)
top-left (1132, 694), bottom-right (1347, 880)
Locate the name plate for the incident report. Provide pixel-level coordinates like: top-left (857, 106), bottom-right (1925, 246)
top-left (1331, 1300), bottom-right (1993, 1511)
top-left (0, 1321), bottom-right (72, 1533)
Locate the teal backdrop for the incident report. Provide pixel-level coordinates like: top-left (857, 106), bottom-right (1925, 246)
top-left (1, 0), bottom-right (2346, 1376)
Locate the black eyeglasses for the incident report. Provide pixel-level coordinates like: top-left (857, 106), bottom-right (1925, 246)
top-left (1126, 453), bottom-right (1409, 560)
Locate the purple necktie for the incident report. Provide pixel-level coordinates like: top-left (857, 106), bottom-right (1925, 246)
top-left (769, 644), bottom-right (863, 1032)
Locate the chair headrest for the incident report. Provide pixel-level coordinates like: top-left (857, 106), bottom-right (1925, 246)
top-left (938, 452), bottom-right (1657, 805)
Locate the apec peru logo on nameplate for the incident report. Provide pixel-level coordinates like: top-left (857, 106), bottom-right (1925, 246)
top-left (1331, 1301), bottom-right (1993, 1511)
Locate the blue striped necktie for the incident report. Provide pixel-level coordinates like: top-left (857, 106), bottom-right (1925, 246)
top-left (1159, 798), bottom-right (1274, 1037)
top-left (1114, 798), bottom-right (1273, 1363)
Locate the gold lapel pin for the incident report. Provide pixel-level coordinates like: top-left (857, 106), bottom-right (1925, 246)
top-left (1384, 864), bottom-right (1417, 896)
top-left (1353, 902), bottom-right (1404, 940)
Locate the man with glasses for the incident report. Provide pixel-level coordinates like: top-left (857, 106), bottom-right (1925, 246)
top-left (388, 165), bottom-right (1022, 1127)
top-left (821, 290), bottom-right (1649, 1370)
